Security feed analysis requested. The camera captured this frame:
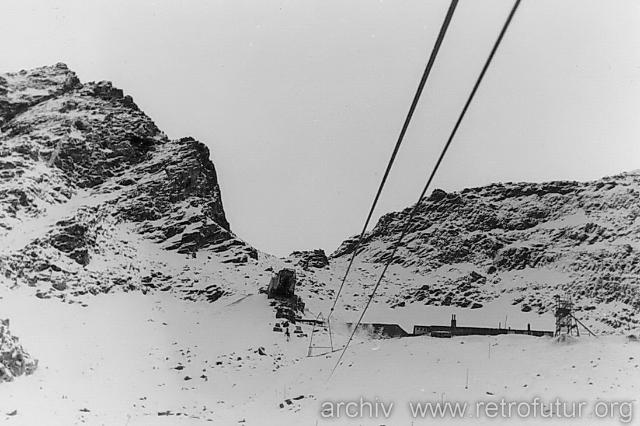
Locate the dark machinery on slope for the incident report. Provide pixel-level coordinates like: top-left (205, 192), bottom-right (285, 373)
top-left (267, 268), bottom-right (297, 299)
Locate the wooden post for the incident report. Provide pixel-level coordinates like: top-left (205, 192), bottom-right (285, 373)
top-left (465, 368), bottom-right (469, 389)
top-left (327, 317), bottom-right (334, 351)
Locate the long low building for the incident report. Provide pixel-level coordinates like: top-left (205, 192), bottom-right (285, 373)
top-left (299, 315), bottom-right (553, 340)
top-left (413, 314), bottom-right (553, 338)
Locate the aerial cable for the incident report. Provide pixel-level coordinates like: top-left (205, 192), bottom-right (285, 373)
top-left (327, 0), bottom-right (459, 321)
top-left (330, 0), bottom-right (523, 378)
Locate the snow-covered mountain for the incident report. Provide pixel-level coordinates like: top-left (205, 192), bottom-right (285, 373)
top-left (0, 64), bottom-right (638, 425)
top-left (0, 63), bottom-right (260, 303)
top-left (331, 174), bottom-right (640, 331)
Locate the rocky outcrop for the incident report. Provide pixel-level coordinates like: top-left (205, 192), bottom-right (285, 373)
top-left (390, 270), bottom-right (488, 310)
top-left (116, 136), bottom-right (237, 254)
top-left (0, 319), bottom-right (38, 383)
top-left (290, 249), bottom-right (329, 269)
top-left (0, 63), bottom-right (81, 126)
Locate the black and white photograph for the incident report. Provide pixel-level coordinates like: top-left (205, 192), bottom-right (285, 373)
top-left (1, 0), bottom-right (639, 424)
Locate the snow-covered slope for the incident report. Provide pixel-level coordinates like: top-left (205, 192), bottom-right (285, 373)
top-left (1, 285), bottom-right (638, 425)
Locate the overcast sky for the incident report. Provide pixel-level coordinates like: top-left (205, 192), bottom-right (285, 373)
top-left (3, 0), bottom-right (640, 256)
